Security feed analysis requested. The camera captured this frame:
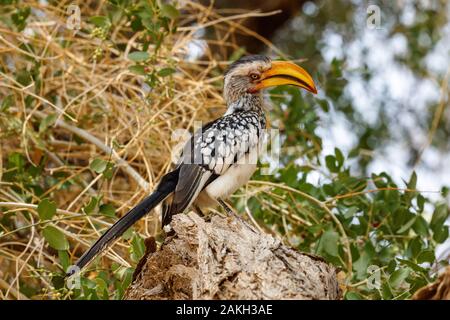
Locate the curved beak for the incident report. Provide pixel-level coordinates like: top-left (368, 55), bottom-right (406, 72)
top-left (251, 61), bottom-right (317, 94)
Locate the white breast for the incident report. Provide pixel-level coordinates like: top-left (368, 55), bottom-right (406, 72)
top-left (204, 147), bottom-right (258, 200)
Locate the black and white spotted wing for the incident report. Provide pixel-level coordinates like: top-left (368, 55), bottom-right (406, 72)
top-left (163, 110), bottom-right (266, 221)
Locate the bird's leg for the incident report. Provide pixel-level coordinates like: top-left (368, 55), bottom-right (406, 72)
top-left (218, 199), bottom-right (237, 217)
top-left (194, 205), bottom-right (212, 222)
top-left (194, 205), bottom-right (205, 216)
top-left (218, 199), bottom-right (250, 226)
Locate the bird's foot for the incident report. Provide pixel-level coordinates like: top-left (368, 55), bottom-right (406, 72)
top-left (218, 199), bottom-right (239, 219)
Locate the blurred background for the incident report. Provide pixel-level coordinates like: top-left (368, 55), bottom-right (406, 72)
top-left (0, 0), bottom-right (449, 299)
top-left (201, 0), bottom-right (450, 195)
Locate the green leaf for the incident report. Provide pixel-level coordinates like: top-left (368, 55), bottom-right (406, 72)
top-left (407, 171), bottom-right (417, 190)
top-left (412, 215), bottom-right (429, 237)
top-left (381, 282), bottom-right (393, 299)
top-left (99, 203), bottom-right (116, 217)
top-left (128, 65), bottom-right (147, 75)
top-left (387, 259), bottom-right (397, 273)
top-left (317, 99), bottom-right (329, 112)
top-left (8, 152), bottom-right (25, 172)
top-left (389, 268), bottom-right (410, 288)
top-left (58, 250), bottom-right (70, 271)
top-left (121, 227), bottom-right (133, 241)
top-left (318, 230), bottom-right (339, 256)
top-left (322, 183), bottom-right (336, 196)
top-left (39, 113), bottom-right (57, 133)
top-left (51, 274), bottom-right (65, 290)
top-left (89, 16), bottom-right (110, 28)
top-left (416, 194), bottom-right (425, 212)
top-left (103, 162), bottom-right (115, 179)
top-left (406, 237), bottom-right (422, 259)
top-left (1, 95), bottom-right (14, 112)
top-left (42, 225), bottom-right (69, 250)
top-left (157, 67), bottom-right (176, 77)
top-left (430, 204), bottom-right (449, 231)
top-left (12, 7), bottom-right (30, 31)
top-left (397, 258), bottom-right (428, 274)
top-left (160, 4), bottom-right (179, 19)
top-left (128, 51), bottom-right (150, 62)
top-left (417, 250), bottom-right (435, 264)
top-left (95, 277), bottom-right (108, 298)
top-left (442, 186), bottom-right (449, 197)
top-left (335, 148), bottom-right (344, 167)
top-left (404, 171), bottom-right (418, 204)
top-left (121, 267), bottom-right (134, 290)
top-left (345, 292), bottom-right (362, 300)
top-left (397, 216), bottom-right (416, 234)
top-left (325, 155), bottom-right (339, 173)
top-left (353, 251), bottom-right (371, 279)
top-left (130, 233), bottom-right (146, 262)
top-left (433, 225), bottom-right (449, 243)
top-left (84, 196), bottom-right (99, 214)
top-left (37, 198), bottom-right (57, 220)
top-left (343, 206), bottom-right (358, 219)
top-left (90, 158), bottom-right (108, 173)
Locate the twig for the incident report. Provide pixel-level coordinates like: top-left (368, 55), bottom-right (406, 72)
top-left (414, 66), bottom-right (450, 167)
top-left (30, 109), bottom-right (150, 191)
top-left (0, 279), bottom-right (29, 300)
top-left (249, 180), bottom-right (353, 280)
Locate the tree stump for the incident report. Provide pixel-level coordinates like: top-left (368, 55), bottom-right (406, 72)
top-left (124, 212), bottom-right (340, 300)
top-left (412, 266), bottom-right (450, 300)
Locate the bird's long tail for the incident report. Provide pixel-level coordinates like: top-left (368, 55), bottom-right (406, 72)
top-left (68, 169), bottom-right (179, 275)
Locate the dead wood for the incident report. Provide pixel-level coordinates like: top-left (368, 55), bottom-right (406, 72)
top-left (124, 212), bottom-right (340, 300)
top-left (412, 266), bottom-right (450, 300)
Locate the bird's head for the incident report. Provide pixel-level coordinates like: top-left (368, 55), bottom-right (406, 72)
top-left (223, 55), bottom-right (317, 104)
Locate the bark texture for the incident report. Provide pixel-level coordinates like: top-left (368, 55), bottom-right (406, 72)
top-left (124, 212), bottom-right (340, 300)
top-left (412, 266), bottom-right (450, 300)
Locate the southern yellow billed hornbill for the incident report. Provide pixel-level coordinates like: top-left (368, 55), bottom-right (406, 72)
top-left (71, 55), bottom-right (317, 274)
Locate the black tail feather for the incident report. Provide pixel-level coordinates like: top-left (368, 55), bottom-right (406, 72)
top-left (68, 169), bottom-right (178, 276)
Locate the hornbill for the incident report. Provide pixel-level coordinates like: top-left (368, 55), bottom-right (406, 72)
top-left (70, 55), bottom-right (317, 275)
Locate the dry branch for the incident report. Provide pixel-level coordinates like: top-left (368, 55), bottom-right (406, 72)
top-left (125, 212), bottom-right (340, 300)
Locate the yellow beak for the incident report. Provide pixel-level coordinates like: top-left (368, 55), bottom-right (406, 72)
top-left (251, 61), bottom-right (317, 94)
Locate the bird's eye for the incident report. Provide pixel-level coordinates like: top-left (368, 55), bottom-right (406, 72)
top-left (249, 73), bottom-right (260, 80)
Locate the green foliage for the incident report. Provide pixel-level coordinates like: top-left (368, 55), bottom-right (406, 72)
top-left (100, 203), bottom-right (116, 217)
top-left (128, 51), bottom-right (150, 62)
top-left (83, 196), bottom-right (99, 215)
top-left (39, 114), bottom-right (57, 133)
top-left (130, 233), bottom-right (146, 262)
top-left (11, 6), bottom-right (30, 31)
top-left (241, 81), bottom-right (449, 299)
top-left (118, 0), bottom-right (179, 87)
top-left (90, 158), bottom-right (108, 173)
top-left (1, 0), bottom-right (448, 301)
top-left (275, 0), bottom-right (450, 175)
top-left (0, 0), bottom-right (182, 301)
top-left (90, 159), bottom-right (114, 178)
top-left (42, 226), bottom-right (69, 251)
top-left (37, 199), bottom-right (57, 220)
top-left (159, 4), bottom-right (179, 20)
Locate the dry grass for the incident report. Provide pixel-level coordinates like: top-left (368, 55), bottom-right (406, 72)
top-left (0, 0), bottom-right (287, 299)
